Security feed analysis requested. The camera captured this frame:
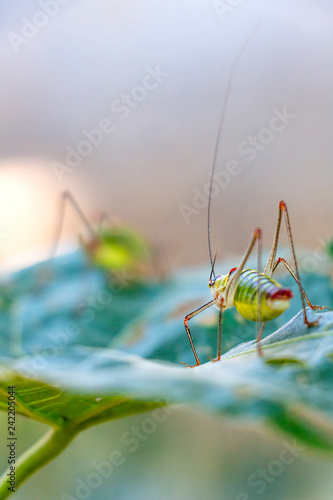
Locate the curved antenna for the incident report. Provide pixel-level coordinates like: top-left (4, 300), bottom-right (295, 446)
top-left (209, 251), bottom-right (217, 282)
top-left (207, 22), bottom-right (261, 276)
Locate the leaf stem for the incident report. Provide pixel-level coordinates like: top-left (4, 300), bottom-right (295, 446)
top-left (0, 425), bottom-right (78, 499)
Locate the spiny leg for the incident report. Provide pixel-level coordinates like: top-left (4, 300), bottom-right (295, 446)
top-left (50, 190), bottom-right (97, 258)
top-left (264, 201), bottom-right (317, 327)
top-left (182, 299), bottom-right (216, 367)
top-left (273, 257), bottom-right (329, 315)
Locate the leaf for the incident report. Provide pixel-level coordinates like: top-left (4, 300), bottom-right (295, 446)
top-left (1, 252), bottom-right (333, 437)
top-left (1, 307), bottom-right (333, 450)
top-left (0, 252), bottom-right (163, 358)
top-left (327, 239), bottom-right (333, 260)
top-left (1, 251), bottom-right (333, 497)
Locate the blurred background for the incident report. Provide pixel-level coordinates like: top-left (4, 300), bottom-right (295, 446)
top-left (0, 0), bottom-right (332, 272)
top-left (0, 1), bottom-right (333, 499)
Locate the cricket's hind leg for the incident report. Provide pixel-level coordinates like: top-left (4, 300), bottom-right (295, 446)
top-left (264, 200), bottom-right (324, 327)
top-left (272, 257), bottom-right (329, 325)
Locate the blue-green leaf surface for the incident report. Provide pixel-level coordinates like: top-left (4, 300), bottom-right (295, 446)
top-left (0, 251), bottom-right (333, 450)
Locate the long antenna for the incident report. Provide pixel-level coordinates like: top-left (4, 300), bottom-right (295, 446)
top-left (207, 22), bottom-right (261, 275)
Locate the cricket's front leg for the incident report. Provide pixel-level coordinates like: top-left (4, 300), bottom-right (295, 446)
top-left (182, 299), bottom-right (216, 367)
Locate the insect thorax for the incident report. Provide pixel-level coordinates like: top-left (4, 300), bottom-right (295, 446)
top-left (208, 273), bottom-right (230, 306)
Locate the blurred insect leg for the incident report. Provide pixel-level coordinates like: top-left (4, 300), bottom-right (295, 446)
top-left (225, 227), bottom-right (262, 305)
top-left (256, 225), bottom-right (265, 356)
top-left (50, 190), bottom-right (97, 258)
top-left (62, 191), bottom-right (97, 239)
top-left (264, 201), bottom-right (317, 326)
top-left (256, 322), bottom-right (266, 357)
top-left (97, 211), bottom-right (111, 236)
top-left (97, 211), bottom-right (124, 235)
top-left (272, 257), bottom-right (329, 314)
top-left (182, 299), bottom-right (216, 367)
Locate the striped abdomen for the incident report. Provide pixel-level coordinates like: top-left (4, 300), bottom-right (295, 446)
top-left (233, 269), bottom-right (293, 322)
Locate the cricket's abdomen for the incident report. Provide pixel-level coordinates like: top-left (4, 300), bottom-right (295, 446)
top-left (233, 269), bottom-right (293, 322)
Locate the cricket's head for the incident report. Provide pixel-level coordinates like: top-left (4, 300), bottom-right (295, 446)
top-left (208, 267), bottom-right (237, 300)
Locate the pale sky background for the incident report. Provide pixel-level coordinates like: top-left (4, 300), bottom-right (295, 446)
top-left (0, 0), bottom-right (332, 271)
